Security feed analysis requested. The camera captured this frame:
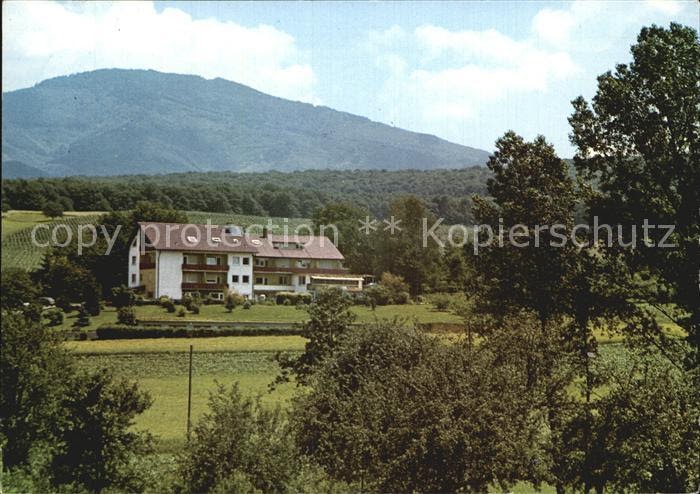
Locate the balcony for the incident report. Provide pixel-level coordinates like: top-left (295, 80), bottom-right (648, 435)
top-left (254, 266), bottom-right (349, 275)
top-left (139, 261), bottom-right (155, 269)
top-left (181, 282), bottom-right (227, 290)
top-left (182, 263), bottom-right (228, 272)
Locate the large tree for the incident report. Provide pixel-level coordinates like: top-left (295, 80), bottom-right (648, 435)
top-left (312, 202), bottom-right (374, 274)
top-left (293, 317), bottom-right (574, 493)
top-left (569, 23), bottom-right (700, 362)
top-left (472, 131), bottom-right (579, 325)
top-left (1, 311), bottom-right (152, 492)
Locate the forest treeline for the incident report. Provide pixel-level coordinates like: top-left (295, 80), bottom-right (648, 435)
top-left (1, 168), bottom-right (491, 224)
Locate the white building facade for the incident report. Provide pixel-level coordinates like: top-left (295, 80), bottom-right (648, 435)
top-left (128, 222), bottom-right (363, 300)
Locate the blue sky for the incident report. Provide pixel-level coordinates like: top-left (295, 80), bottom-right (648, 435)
top-left (3, 1), bottom-right (698, 157)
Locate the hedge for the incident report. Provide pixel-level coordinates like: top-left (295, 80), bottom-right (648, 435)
top-left (94, 324), bottom-right (304, 339)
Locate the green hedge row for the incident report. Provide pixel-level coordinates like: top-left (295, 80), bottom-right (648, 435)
top-left (94, 324), bottom-right (304, 339)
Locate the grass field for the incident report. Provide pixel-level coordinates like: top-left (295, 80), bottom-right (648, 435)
top-left (73, 340), bottom-right (300, 451)
top-left (54, 303), bottom-right (464, 331)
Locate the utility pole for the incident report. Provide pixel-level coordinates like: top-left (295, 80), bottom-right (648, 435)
top-left (186, 344), bottom-right (193, 443)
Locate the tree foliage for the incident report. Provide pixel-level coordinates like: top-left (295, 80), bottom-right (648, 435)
top-left (275, 288), bottom-right (356, 387)
top-left (569, 23), bottom-right (700, 361)
top-left (177, 383), bottom-right (297, 494)
top-left (1, 311), bottom-right (152, 492)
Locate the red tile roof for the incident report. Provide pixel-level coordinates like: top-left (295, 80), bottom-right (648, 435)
top-left (138, 223), bottom-right (344, 260)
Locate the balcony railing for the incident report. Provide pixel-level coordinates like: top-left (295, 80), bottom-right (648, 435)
top-left (181, 282), bottom-right (227, 290)
top-left (254, 266), bottom-right (349, 275)
top-left (182, 263), bottom-right (228, 272)
top-left (139, 261), bottom-right (155, 269)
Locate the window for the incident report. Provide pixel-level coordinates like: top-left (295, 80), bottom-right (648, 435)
top-left (232, 275), bottom-right (239, 283)
top-left (255, 277), bottom-right (268, 285)
top-left (206, 256), bottom-right (219, 265)
top-left (212, 236), bottom-right (221, 243)
top-left (298, 276), bottom-right (306, 286)
top-left (242, 275), bottom-right (250, 283)
top-left (206, 276), bottom-right (219, 284)
top-left (231, 256), bottom-right (240, 265)
top-left (211, 292), bottom-right (224, 301)
top-left (255, 258), bottom-right (268, 267)
top-left (131, 273), bottom-right (136, 283)
top-left (279, 276), bottom-right (290, 285)
top-left (242, 257), bottom-right (250, 265)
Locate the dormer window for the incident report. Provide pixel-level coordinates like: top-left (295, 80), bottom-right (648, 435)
top-left (186, 235), bottom-right (197, 244)
top-left (212, 236), bottom-right (221, 243)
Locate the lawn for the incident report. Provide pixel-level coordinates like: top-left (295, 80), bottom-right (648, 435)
top-left (54, 303), bottom-right (464, 331)
top-left (136, 302), bottom-right (464, 324)
top-left (74, 346), bottom-right (298, 451)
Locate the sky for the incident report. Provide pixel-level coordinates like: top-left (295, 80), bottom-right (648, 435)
top-left (3, 1), bottom-right (698, 157)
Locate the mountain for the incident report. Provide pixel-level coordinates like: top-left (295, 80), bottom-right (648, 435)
top-left (1, 69), bottom-right (489, 177)
top-left (2, 161), bottom-right (48, 179)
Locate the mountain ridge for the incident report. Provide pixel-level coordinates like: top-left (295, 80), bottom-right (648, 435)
top-left (2, 69), bottom-right (489, 178)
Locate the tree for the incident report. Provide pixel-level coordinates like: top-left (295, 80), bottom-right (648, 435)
top-left (117, 306), bottom-right (137, 326)
top-left (1, 312), bottom-right (74, 469)
top-left (554, 348), bottom-right (699, 493)
top-left (376, 196), bottom-right (442, 296)
top-left (42, 201), bottom-right (64, 219)
top-left (50, 370), bottom-right (153, 493)
top-left (569, 23), bottom-right (700, 363)
top-left (471, 131), bottom-right (579, 326)
top-left (35, 250), bottom-right (101, 311)
top-left (293, 318), bottom-right (572, 492)
top-left (312, 202), bottom-right (375, 274)
top-left (1, 311), bottom-right (152, 492)
top-left (1, 267), bottom-right (41, 309)
top-left (275, 288), bottom-right (356, 386)
top-left (177, 383), bottom-right (297, 493)
top-left (74, 305), bottom-right (91, 327)
top-left (111, 284), bottom-right (136, 308)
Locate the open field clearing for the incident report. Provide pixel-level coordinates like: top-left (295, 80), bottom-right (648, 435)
top-left (74, 345), bottom-right (298, 450)
top-left (67, 335), bottom-right (306, 354)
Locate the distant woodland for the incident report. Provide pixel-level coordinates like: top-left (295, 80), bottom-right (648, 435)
top-left (1, 168), bottom-right (491, 224)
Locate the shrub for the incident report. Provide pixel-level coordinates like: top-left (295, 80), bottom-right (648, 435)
top-left (73, 305), bottom-right (91, 327)
top-left (190, 304), bottom-right (200, 315)
top-left (177, 307), bottom-right (186, 318)
top-left (275, 292), bottom-right (312, 305)
top-left (243, 301), bottom-right (252, 310)
top-left (394, 291), bottom-right (410, 305)
top-left (177, 383), bottom-right (297, 493)
top-left (111, 285), bottom-right (136, 308)
top-left (183, 293), bottom-right (201, 311)
top-left (44, 308), bottom-right (64, 327)
top-left (429, 293), bottom-right (451, 311)
top-left (225, 291), bottom-right (245, 312)
top-left (117, 307), bottom-right (137, 326)
top-left (159, 297), bottom-right (176, 313)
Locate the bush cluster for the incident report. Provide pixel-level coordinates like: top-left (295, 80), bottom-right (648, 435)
top-left (275, 292), bottom-right (313, 305)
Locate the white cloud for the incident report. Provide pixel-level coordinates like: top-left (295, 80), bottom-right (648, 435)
top-left (531, 8), bottom-right (577, 45)
top-left (371, 24), bottom-right (580, 126)
top-left (530, 0), bottom-right (695, 51)
top-left (2, 1), bottom-right (319, 103)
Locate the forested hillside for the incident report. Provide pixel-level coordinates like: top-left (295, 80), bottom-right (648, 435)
top-left (2, 168), bottom-right (491, 223)
top-left (2, 69), bottom-right (489, 177)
